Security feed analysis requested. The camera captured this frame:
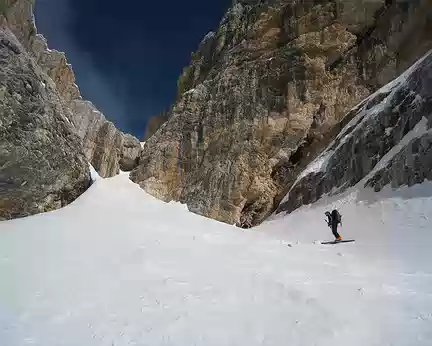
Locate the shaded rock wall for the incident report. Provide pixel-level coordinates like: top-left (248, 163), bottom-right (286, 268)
top-left (120, 134), bottom-right (141, 171)
top-left (366, 133), bottom-right (432, 192)
top-left (278, 51), bottom-right (432, 213)
top-left (132, 0), bottom-right (432, 227)
top-left (0, 0), bottom-right (143, 220)
top-left (5, 0), bottom-right (141, 177)
top-left (0, 21), bottom-right (90, 219)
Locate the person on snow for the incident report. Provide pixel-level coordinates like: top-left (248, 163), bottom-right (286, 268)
top-left (325, 209), bottom-right (343, 241)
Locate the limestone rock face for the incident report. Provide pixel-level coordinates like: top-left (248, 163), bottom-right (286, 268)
top-left (4, 0), bottom-right (141, 178)
top-left (69, 100), bottom-right (142, 175)
top-left (278, 51), bottom-right (432, 214)
top-left (0, 0), bottom-right (142, 220)
top-left (2, 0), bottom-right (34, 51)
top-left (132, 0), bottom-right (432, 226)
top-left (143, 111), bottom-right (169, 141)
top-left (31, 34), bottom-right (81, 103)
top-left (70, 100), bottom-right (122, 177)
top-left (120, 134), bottom-right (141, 172)
top-left (0, 26), bottom-right (90, 220)
top-left (6, 1), bottom-right (81, 103)
top-left (364, 57), bottom-right (432, 193)
top-left (366, 133), bottom-right (432, 192)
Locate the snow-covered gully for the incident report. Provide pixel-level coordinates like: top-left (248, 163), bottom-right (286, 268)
top-left (0, 173), bottom-right (431, 345)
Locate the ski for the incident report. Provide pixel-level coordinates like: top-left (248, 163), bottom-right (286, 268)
top-left (321, 240), bottom-right (355, 245)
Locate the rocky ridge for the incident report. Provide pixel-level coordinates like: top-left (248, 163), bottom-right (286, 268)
top-left (0, 0), bottom-right (90, 219)
top-left (5, 0), bottom-right (141, 178)
top-left (131, 0), bottom-right (432, 227)
top-left (0, 0), bottom-right (141, 220)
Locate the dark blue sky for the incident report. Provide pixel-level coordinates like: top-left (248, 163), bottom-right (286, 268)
top-left (34, 0), bottom-right (230, 138)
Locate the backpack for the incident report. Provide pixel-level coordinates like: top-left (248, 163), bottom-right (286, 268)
top-left (331, 209), bottom-right (341, 224)
top-left (325, 211), bottom-right (332, 226)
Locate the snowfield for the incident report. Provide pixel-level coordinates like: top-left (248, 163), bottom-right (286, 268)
top-left (0, 174), bottom-right (431, 345)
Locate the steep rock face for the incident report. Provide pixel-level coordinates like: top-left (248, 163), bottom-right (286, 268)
top-left (278, 51), bottom-right (432, 214)
top-left (120, 134), bottom-right (141, 171)
top-left (2, 0), bottom-right (34, 51)
top-left (0, 25), bottom-right (90, 219)
top-left (70, 100), bottom-right (142, 175)
top-left (5, 0), bottom-right (141, 177)
top-left (364, 59), bottom-right (432, 192)
top-left (366, 133), bottom-right (432, 192)
top-left (132, 0), bottom-right (432, 226)
top-left (71, 100), bottom-right (122, 177)
top-left (31, 34), bottom-right (81, 103)
top-left (5, 0), bottom-right (79, 104)
top-left (143, 111), bottom-right (170, 141)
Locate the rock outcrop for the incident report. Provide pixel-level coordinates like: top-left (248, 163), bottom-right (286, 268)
top-left (278, 51), bottom-right (432, 213)
top-left (5, 0), bottom-right (141, 178)
top-left (0, 0), bottom-right (143, 220)
top-left (131, 0), bottom-right (432, 227)
top-left (31, 34), bottom-right (81, 103)
top-left (70, 100), bottom-right (141, 176)
top-left (120, 134), bottom-right (141, 171)
top-left (0, 17), bottom-right (90, 219)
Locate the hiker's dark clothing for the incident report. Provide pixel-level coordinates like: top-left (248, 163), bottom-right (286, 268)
top-left (325, 213), bottom-right (332, 227)
top-left (326, 209), bottom-right (342, 240)
top-left (331, 223), bottom-right (341, 239)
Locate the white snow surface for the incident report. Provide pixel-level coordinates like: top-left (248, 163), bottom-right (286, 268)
top-left (293, 151), bottom-right (333, 186)
top-left (1, 174), bottom-right (432, 345)
top-left (89, 164), bottom-right (100, 182)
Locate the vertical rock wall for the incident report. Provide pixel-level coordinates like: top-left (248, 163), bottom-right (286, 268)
top-left (132, 0), bottom-right (432, 226)
top-left (0, 3), bottom-right (91, 219)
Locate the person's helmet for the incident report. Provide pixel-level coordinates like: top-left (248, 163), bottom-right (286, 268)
top-left (325, 211), bottom-right (331, 217)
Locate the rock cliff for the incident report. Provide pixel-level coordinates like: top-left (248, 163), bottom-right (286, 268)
top-left (70, 100), bottom-right (141, 175)
top-left (0, 0), bottom-right (142, 220)
top-left (278, 50), bottom-right (432, 214)
top-left (143, 111), bottom-right (170, 141)
top-left (120, 134), bottom-right (142, 172)
top-left (131, 0), bottom-right (432, 227)
top-left (0, 2), bottom-right (90, 219)
top-left (5, 0), bottom-right (141, 178)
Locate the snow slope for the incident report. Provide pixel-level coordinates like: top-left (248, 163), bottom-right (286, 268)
top-left (0, 174), bottom-right (431, 345)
